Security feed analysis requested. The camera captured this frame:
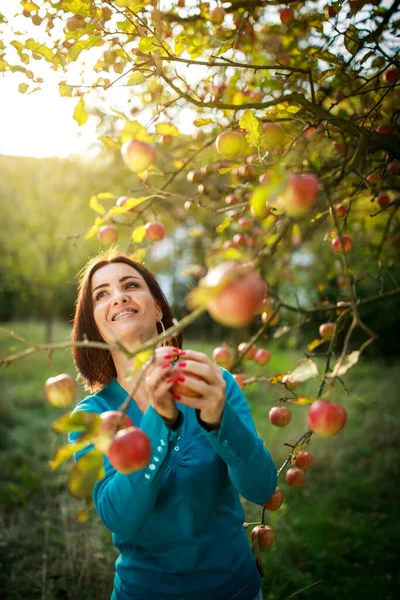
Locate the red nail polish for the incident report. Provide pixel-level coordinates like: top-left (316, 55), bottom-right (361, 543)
top-left (173, 394), bottom-right (181, 400)
top-left (162, 362), bottom-right (171, 369)
top-left (166, 377), bottom-right (174, 384)
top-left (163, 354), bottom-right (173, 359)
top-left (172, 347), bottom-right (180, 353)
top-left (176, 376), bottom-right (185, 382)
top-left (179, 351), bottom-right (186, 356)
top-left (178, 361), bottom-right (186, 368)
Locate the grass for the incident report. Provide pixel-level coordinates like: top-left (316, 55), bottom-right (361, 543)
top-left (0, 321), bottom-right (399, 600)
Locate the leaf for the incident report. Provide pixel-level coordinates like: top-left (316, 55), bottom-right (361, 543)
top-left (307, 338), bottom-right (326, 351)
top-left (99, 135), bottom-right (119, 148)
top-left (73, 97), bottom-right (89, 126)
top-left (21, 1), bottom-right (40, 10)
top-left (344, 25), bottom-right (362, 56)
top-left (98, 192), bottom-right (116, 201)
top-left (59, 83), bottom-right (73, 97)
top-left (269, 372), bottom-right (286, 385)
top-left (218, 164), bottom-right (242, 175)
top-left (68, 449), bottom-right (105, 499)
top-left (49, 440), bottom-right (90, 471)
top-left (138, 36), bottom-right (158, 53)
top-left (194, 118), bottom-right (214, 127)
top-left (153, 123), bottom-right (179, 139)
top-left (129, 248), bottom-right (147, 263)
top-left (64, 0), bottom-right (92, 17)
top-left (25, 39), bottom-right (53, 61)
top-left (85, 224), bottom-right (100, 240)
top-left (68, 36), bottom-right (103, 61)
top-left (52, 411), bottom-right (102, 434)
top-left (89, 195), bottom-right (106, 215)
top-left (287, 395), bottom-right (316, 405)
top-left (120, 120), bottom-right (149, 142)
top-left (18, 83), bottom-right (29, 94)
top-left (133, 349), bottom-right (153, 371)
top-left (327, 351), bottom-right (360, 378)
top-left (215, 39), bottom-right (236, 56)
top-left (286, 359), bottom-right (319, 383)
top-left (273, 326), bottom-right (290, 339)
top-left (239, 109), bottom-right (263, 148)
top-left (216, 217), bottom-right (232, 234)
top-left (132, 225), bottom-right (146, 243)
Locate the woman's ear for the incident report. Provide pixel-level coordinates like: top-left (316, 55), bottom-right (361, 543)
top-left (156, 305), bottom-right (163, 323)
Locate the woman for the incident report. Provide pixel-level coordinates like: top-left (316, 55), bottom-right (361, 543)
top-left (69, 250), bottom-right (277, 600)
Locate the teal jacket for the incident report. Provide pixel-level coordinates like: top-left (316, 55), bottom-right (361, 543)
top-left (69, 368), bottom-right (277, 600)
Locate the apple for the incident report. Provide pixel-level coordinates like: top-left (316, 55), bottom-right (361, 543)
top-left (376, 124), bottom-right (400, 136)
top-left (254, 348), bottom-right (272, 366)
top-left (66, 14), bottom-right (85, 31)
top-left (93, 411), bottom-right (135, 454)
top-left (238, 342), bottom-right (257, 360)
top-left (116, 195), bottom-right (137, 213)
top-left (332, 235), bottom-right (353, 253)
top-left (295, 450), bottom-right (314, 470)
top-left (325, 5), bottom-right (338, 18)
top-left (282, 375), bottom-right (300, 391)
top-left (279, 8), bottom-right (295, 25)
top-left (170, 365), bottom-right (204, 398)
top-left (251, 525), bottom-right (276, 552)
top-left (212, 346), bottom-right (234, 369)
top-left (336, 301), bottom-right (352, 314)
top-left (233, 373), bottom-right (247, 389)
top-left (210, 7), bottom-right (225, 25)
top-left (187, 170), bottom-right (205, 183)
top-left (225, 194), bottom-right (241, 206)
top-left (279, 173), bottom-right (320, 218)
top-left (264, 487), bottom-right (284, 511)
top-left (145, 222), bottom-right (165, 241)
top-left (337, 275), bottom-right (349, 288)
top-left (108, 426), bottom-right (152, 474)
top-left (377, 193), bottom-right (390, 207)
top-left (269, 406), bottom-right (292, 427)
top-left (367, 172), bottom-right (382, 185)
top-left (261, 310), bottom-right (280, 327)
top-left (319, 322), bottom-right (336, 340)
top-left (259, 173), bottom-right (270, 185)
top-left (383, 68), bottom-right (400, 85)
top-left (262, 122), bottom-right (285, 149)
top-left (201, 262), bottom-right (265, 328)
top-left (307, 398), bottom-right (347, 437)
top-left (102, 6), bottom-right (112, 21)
top-left (98, 225), bottom-right (118, 246)
top-left (121, 139), bottom-right (157, 173)
top-left (387, 161), bottom-right (400, 174)
top-left (44, 373), bottom-right (77, 408)
top-left (215, 131), bottom-right (244, 158)
top-left (330, 204), bottom-right (347, 217)
top-left (285, 467), bottom-right (306, 487)
top-left (238, 217), bottom-right (253, 231)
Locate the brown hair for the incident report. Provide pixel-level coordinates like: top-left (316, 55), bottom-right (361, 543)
top-left (71, 250), bottom-right (183, 393)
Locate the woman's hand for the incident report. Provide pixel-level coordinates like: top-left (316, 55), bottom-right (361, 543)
top-left (171, 349), bottom-right (227, 428)
top-left (142, 346), bottom-right (181, 427)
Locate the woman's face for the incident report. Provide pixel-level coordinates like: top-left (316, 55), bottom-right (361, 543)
top-left (90, 262), bottom-right (162, 349)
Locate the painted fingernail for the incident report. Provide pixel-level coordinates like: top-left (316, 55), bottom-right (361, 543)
top-left (173, 394), bottom-right (181, 400)
top-left (176, 376), bottom-right (185, 382)
top-left (166, 377), bottom-right (174, 384)
top-left (162, 362), bottom-right (171, 369)
top-left (179, 351), bottom-right (186, 356)
top-left (172, 347), bottom-right (180, 353)
top-left (163, 354), bottom-right (173, 359)
top-left (177, 361), bottom-right (187, 368)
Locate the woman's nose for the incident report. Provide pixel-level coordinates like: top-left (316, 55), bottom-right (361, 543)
top-left (112, 292), bottom-right (128, 305)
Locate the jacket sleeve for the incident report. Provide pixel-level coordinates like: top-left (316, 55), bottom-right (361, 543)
top-left (195, 368), bottom-right (277, 505)
top-left (68, 399), bottom-right (184, 539)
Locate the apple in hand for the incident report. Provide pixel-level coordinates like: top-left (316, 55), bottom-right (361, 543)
top-left (307, 399), bottom-right (347, 437)
top-left (108, 426), bottom-right (152, 474)
top-left (171, 365), bottom-right (204, 398)
top-left (269, 406), bottom-right (292, 427)
top-left (264, 486), bottom-right (284, 511)
top-left (251, 525), bottom-right (276, 552)
top-left (93, 411), bottom-right (135, 454)
top-left (98, 225), bottom-right (118, 246)
top-left (145, 222), bottom-right (165, 241)
top-left (121, 139), bottom-right (157, 173)
top-left (212, 346), bottom-right (234, 369)
top-left (44, 373), bottom-right (77, 408)
top-left (285, 467), bottom-right (306, 487)
top-left (319, 322), bottom-right (336, 340)
top-left (295, 450), bottom-right (313, 470)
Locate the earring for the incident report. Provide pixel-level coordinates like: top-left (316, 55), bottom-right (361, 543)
top-left (158, 320), bottom-right (167, 347)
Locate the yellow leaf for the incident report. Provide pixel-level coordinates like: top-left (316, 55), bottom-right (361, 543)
top-left (21, 1), bottom-right (40, 11)
top-left (120, 120), bottom-right (149, 142)
top-left (85, 224), bottom-right (100, 240)
top-left (286, 359), bottom-right (319, 383)
top-left (65, 0), bottom-right (92, 17)
top-left (99, 136), bottom-right (119, 148)
top-left (250, 168), bottom-right (287, 217)
top-left (133, 349), bottom-right (153, 371)
top-left (129, 247), bottom-right (147, 263)
top-left (193, 118), bottom-right (214, 127)
top-left (138, 36), bottom-right (158, 53)
top-left (287, 396), bottom-right (316, 405)
top-left (68, 449), bottom-right (105, 499)
top-left (98, 192), bottom-right (116, 200)
top-left (239, 109), bottom-right (263, 148)
top-left (73, 97), bottom-right (89, 126)
top-left (155, 123), bottom-right (180, 137)
top-left (59, 83), bottom-right (72, 97)
top-left (307, 338), bottom-right (326, 352)
top-left (132, 225), bottom-right (146, 243)
top-left (107, 197), bottom-right (149, 218)
top-left (18, 83), bottom-right (29, 94)
top-left (89, 195), bottom-right (106, 215)
top-left (52, 411), bottom-right (101, 434)
top-left (216, 217), bottom-right (232, 234)
top-left (49, 440), bottom-right (90, 471)
top-left (269, 372), bottom-right (286, 385)
top-left (326, 351), bottom-right (360, 378)
top-left (218, 164), bottom-right (242, 175)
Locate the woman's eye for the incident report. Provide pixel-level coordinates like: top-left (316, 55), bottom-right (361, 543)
top-left (95, 291), bottom-right (107, 301)
top-left (126, 281), bottom-right (139, 289)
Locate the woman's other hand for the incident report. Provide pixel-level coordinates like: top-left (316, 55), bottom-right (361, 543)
top-left (143, 347), bottom-right (181, 427)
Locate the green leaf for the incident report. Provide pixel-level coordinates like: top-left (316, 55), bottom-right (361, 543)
top-left (52, 411), bottom-right (102, 434)
top-left (25, 39), bottom-right (53, 61)
top-left (194, 118), bottom-right (214, 127)
top-left (64, 0), bottom-right (92, 17)
top-left (239, 110), bottom-right (263, 148)
top-left (215, 39), bottom-right (236, 56)
top-left (68, 449), bottom-right (105, 499)
top-left (68, 36), bottom-right (103, 61)
top-left (73, 97), bottom-right (89, 126)
top-left (344, 25), bottom-right (362, 56)
top-left (49, 440), bottom-right (90, 471)
top-left (138, 36), bottom-right (159, 53)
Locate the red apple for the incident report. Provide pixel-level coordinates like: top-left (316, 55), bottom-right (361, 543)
top-left (307, 399), bottom-right (347, 437)
top-left (280, 173), bottom-right (320, 218)
top-left (367, 172), bottom-right (382, 185)
top-left (254, 348), bottom-right (272, 366)
top-left (44, 373), bottom-right (77, 408)
top-left (325, 5), bottom-right (338, 18)
top-left (332, 235), bottom-right (353, 253)
top-left (264, 487), bottom-right (284, 511)
top-left (251, 525), bottom-right (276, 552)
top-left (376, 124), bottom-right (400, 136)
top-left (383, 68), bottom-right (400, 85)
top-left (233, 373), bottom-right (247, 389)
top-left (336, 301), bottom-right (352, 314)
top-left (377, 194), bottom-right (390, 207)
top-left (216, 131), bottom-right (244, 158)
top-left (93, 411), bottom-right (135, 454)
top-left (145, 222), bottom-right (165, 241)
top-left (319, 322), bottom-right (336, 340)
top-left (238, 342), bottom-right (257, 360)
top-left (121, 139), bottom-right (157, 173)
top-left (279, 8), bottom-right (295, 25)
top-left (295, 450), bottom-right (314, 470)
top-left (187, 170), bottom-right (205, 183)
top-left (108, 426), bottom-right (152, 474)
top-left (225, 194), bottom-right (241, 206)
top-left (285, 467), bottom-right (306, 487)
top-left (212, 346), bottom-right (234, 369)
top-left (98, 225), bottom-right (118, 246)
top-left (330, 204), bottom-right (347, 217)
top-left (238, 217), bottom-right (253, 231)
top-left (210, 7), bottom-right (225, 25)
top-left (171, 365), bottom-right (204, 398)
top-left (269, 406), bottom-right (292, 427)
top-left (202, 262), bottom-right (265, 328)
top-left (116, 195), bottom-right (138, 213)
top-left (387, 161), bottom-right (400, 174)
top-left (262, 122), bottom-right (285, 149)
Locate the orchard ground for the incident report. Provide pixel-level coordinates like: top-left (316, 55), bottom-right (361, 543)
top-left (0, 321), bottom-right (399, 600)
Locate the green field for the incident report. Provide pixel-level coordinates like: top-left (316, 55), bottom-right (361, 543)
top-left (0, 322), bottom-right (399, 600)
